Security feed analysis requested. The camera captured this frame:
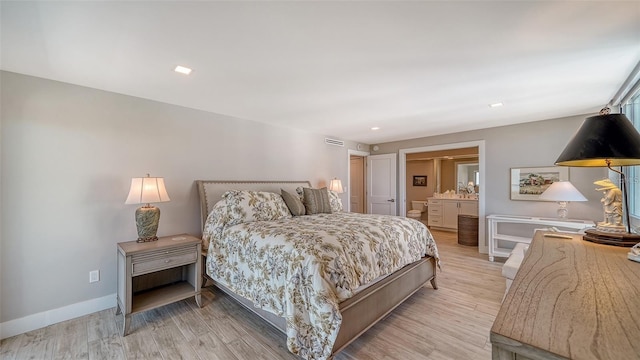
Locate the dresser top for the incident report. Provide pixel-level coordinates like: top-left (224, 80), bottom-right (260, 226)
top-left (117, 234), bottom-right (201, 255)
top-left (491, 231), bottom-right (640, 359)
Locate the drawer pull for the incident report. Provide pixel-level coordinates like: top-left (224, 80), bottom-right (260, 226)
top-left (165, 260), bottom-right (171, 263)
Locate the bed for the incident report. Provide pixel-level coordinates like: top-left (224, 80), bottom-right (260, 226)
top-left (196, 180), bottom-right (439, 360)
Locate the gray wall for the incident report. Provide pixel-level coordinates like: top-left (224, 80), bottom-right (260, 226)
top-left (374, 115), bottom-right (607, 231)
top-left (0, 71), bottom-right (357, 323)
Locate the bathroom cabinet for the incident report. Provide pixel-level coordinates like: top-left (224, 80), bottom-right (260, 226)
top-left (427, 198), bottom-right (478, 230)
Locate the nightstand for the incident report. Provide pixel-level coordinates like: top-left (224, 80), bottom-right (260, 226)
top-left (116, 234), bottom-right (202, 336)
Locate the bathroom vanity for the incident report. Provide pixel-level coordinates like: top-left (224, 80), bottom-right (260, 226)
top-left (427, 198), bottom-right (478, 230)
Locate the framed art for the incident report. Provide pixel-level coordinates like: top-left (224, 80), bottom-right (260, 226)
top-left (413, 175), bottom-right (427, 187)
top-left (510, 166), bottom-right (569, 201)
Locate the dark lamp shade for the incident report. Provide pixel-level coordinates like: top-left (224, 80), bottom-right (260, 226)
top-left (555, 114), bottom-right (640, 167)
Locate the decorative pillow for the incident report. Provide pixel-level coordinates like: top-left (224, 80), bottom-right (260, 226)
top-left (328, 190), bottom-right (343, 212)
top-left (223, 190), bottom-right (292, 226)
top-left (202, 199), bottom-right (230, 251)
top-left (302, 187), bottom-right (332, 214)
top-left (281, 189), bottom-right (306, 216)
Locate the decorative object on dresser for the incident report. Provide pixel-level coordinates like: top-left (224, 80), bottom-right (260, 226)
top-left (328, 178), bottom-right (344, 193)
top-left (116, 234), bottom-right (201, 336)
top-left (486, 214), bottom-right (595, 261)
top-left (125, 174), bottom-right (170, 242)
top-left (593, 178), bottom-right (624, 232)
top-left (555, 107), bottom-right (640, 246)
top-left (510, 166), bottom-right (569, 201)
top-left (538, 180), bottom-right (587, 218)
top-left (491, 230), bottom-right (640, 359)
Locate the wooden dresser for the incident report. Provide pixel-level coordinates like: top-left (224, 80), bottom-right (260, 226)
top-left (491, 231), bottom-right (640, 360)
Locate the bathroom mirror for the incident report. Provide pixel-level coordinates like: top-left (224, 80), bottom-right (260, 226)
top-left (456, 162), bottom-right (479, 193)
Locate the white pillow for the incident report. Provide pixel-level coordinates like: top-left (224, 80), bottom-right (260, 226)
top-left (328, 190), bottom-right (343, 212)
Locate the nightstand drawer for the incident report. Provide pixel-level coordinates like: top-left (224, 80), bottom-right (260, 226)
top-left (132, 246), bottom-right (197, 276)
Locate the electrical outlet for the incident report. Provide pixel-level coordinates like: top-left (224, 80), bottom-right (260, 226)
top-left (89, 270), bottom-right (100, 283)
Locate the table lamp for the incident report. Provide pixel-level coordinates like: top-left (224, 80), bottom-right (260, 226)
top-left (555, 108), bottom-right (640, 246)
top-left (329, 178), bottom-right (344, 193)
top-left (125, 174), bottom-right (170, 242)
top-left (539, 180), bottom-right (587, 219)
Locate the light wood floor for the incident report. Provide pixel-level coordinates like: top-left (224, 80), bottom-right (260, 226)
top-left (1, 230), bottom-right (506, 360)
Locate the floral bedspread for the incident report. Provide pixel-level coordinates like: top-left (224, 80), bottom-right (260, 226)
top-left (203, 208), bottom-right (439, 360)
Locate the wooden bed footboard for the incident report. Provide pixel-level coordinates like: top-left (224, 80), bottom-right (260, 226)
top-left (332, 256), bottom-right (437, 354)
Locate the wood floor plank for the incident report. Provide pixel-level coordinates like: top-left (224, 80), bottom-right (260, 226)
top-left (161, 299), bottom-right (211, 342)
top-left (214, 296), bottom-right (297, 359)
top-left (120, 313), bottom-right (162, 360)
top-left (13, 327), bottom-right (56, 360)
top-left (87, 308), bottom-right (118, 343)
top-left (87, 334), bottom-right (125, 360)
top-left (143, 308), bottom-right (200, 360)
top-left (0, 334), bottom-right (22, 360)
top-left (226, 337), bottom-right (283, 360)
top-left (51, 316), bottom-right (89, 360)
top-left (188, 332), bottom-right (239, 360)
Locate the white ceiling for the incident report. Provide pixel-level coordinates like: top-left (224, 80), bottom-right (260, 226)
top-left (2, 1), bottom-right (639, 144)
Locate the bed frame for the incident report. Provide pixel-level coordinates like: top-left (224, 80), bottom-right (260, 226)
top-left (196, 180), bottom-right (438, 357)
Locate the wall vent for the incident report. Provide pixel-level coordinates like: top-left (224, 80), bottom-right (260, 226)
top-left (325, 138), bottom-right (345, 147)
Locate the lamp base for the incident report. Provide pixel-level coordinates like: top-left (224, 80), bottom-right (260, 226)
top-left (136, 236), bottom-right (159, 243)
top-left (583, 229), bottom-right (640, 247)
top-left (134, 205), bottom-right (160, 243)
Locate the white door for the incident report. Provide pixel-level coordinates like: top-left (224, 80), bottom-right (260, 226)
top-left (367, 154), bottom-right (397, 215)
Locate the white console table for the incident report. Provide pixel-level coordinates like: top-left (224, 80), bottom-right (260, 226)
top-left (487, 214), bottom-right (595, 261)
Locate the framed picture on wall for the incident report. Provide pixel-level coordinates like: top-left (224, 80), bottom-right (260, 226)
top-left (510, 166), bottom-right (569, 200)
top-left (413, 175), bottom-right (427, 187)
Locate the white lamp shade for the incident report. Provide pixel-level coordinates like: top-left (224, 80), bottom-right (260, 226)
top-left (539, 181), bottom-right (587, 202)
top-left (329, 178), bottom-right (344, 193)
top-left (125, 176), bottom-right (170, 204)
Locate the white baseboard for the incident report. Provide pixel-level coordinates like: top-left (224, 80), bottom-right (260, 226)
top-left (0, 293), bottom-right (116, 340)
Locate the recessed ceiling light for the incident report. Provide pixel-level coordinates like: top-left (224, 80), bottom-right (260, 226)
top-left (489, 102), bottom-right (504, 108)
top-left (371, 127), bottom-right (380, 131)
top-left (174, 65), bottom-right (192, 75)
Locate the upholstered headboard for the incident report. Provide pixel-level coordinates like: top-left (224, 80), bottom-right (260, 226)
top-left (195, 180), bottom-right (312, 231)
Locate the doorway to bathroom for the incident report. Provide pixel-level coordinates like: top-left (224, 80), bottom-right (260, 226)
top-left (399, 140), bottom-right (486, 253)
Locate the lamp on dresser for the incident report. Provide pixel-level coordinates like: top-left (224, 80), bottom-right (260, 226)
top-left (125, 174), bottom-right (171, 242)
top-left (538, 180), bottom-right (587, 219)
top-left (555, 108), bottom-right (640, 246)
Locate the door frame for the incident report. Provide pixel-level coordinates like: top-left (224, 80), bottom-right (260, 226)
top-left (399, 140), bottom-right (487, 254)
top-left (347, 149), bottom-right (370, 213)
